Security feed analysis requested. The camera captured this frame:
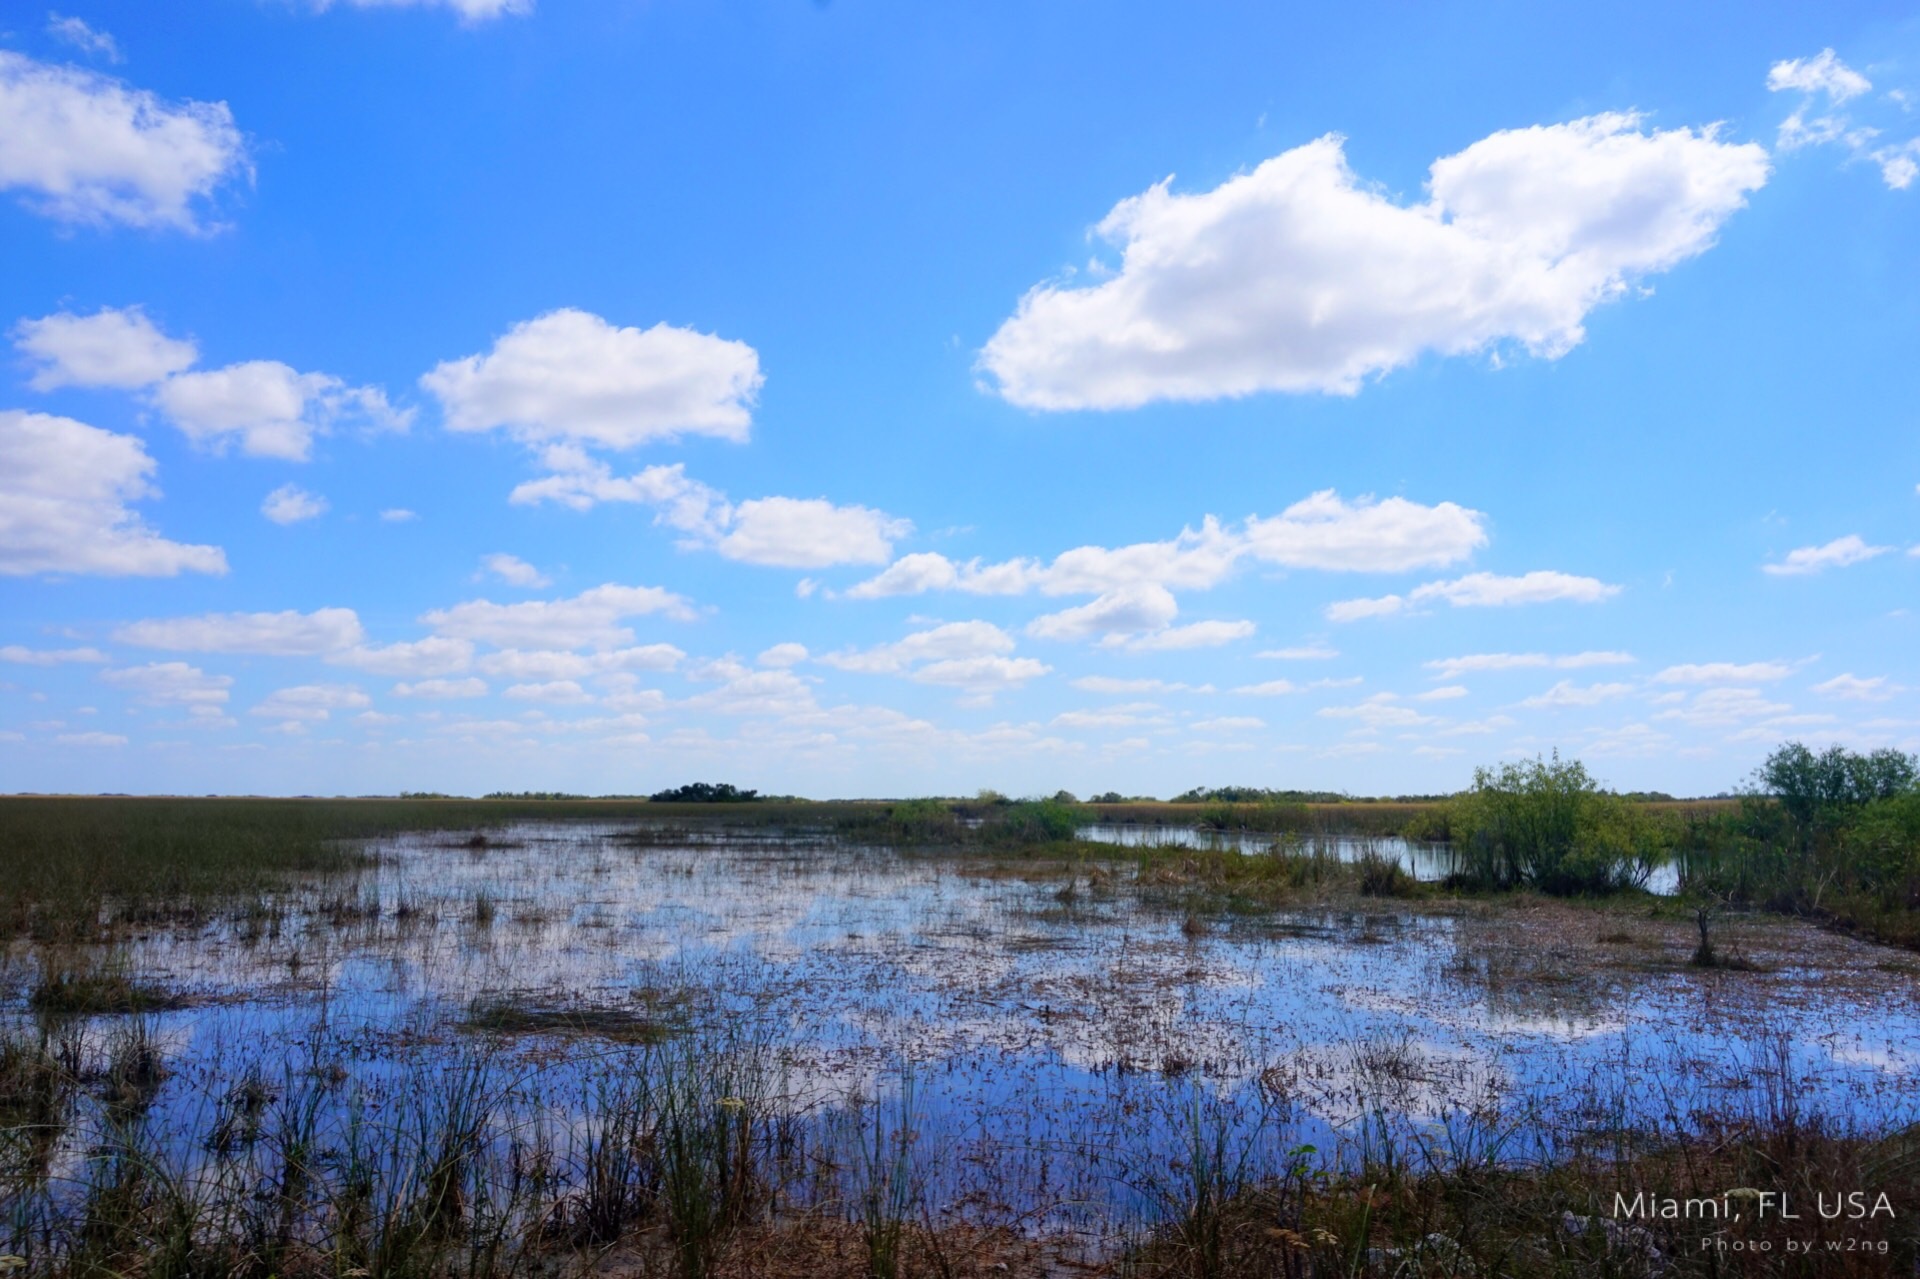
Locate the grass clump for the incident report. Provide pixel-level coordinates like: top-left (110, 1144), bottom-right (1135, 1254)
top-left (462, 995), bottom-right (683, 1044)
top-left (28, 958), bottom-right (182, 1016)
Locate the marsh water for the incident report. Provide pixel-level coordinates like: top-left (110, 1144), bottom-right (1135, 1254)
top-left (1075, 824), bottom-right (1685, 894)
top-left (5, 819), bottom-right (1917, 1241)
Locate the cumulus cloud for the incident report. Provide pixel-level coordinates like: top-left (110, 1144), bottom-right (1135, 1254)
top-left (503, 680), bottom-right (592, 705)
top-left (1258, 644), bottom-right (1337, 660)
top-left (394, 677), bottom-right (489, 699)
top-left (981, 113), bottom-right (1767, 409)
top-left (0, 51), bottom-right (249, 230)
top-left (1232, 679), bottom-right (1298, 696)
top-left (821, 621), bottom-right (1015, 674)
top-left (1242, 492), bottom-right (1487, 570)
top-left (102, 661), bottom-right (231, 707)
top-left (250, 683), bottom-right (369, 721)
top-left (380, 508), bottom-right (418, 522)
top-left (1652, 661), bottom-right (1795, 684)
top-left (1071, 676), bottom-right (1211, 694)
top-left (116, 607), bottom-right (364, 655)
top-left (13, 306), bottom-right (197, 390)
top-left (57, 730), bottom-right (126, 746)
top-left (1424, 651), bottom-right (1634, 678)
top-left (0, 645), bottom-right (107, 665)
top-left (1762, 535), bottom-right (1892, 576)
top-left (329, 636), bottom-right (474, 677)
top-left (261, 483), bottom-right (327, 525)
top-left (421, 584), bottom-right (695, 650)
top-left (1767, 50), bottom-right (1918, 189)
top-left (0, 410), bottom-right (227, 577)
top-left (847, 491), bottom-right (1482, 603)
top-left (1328, 570), bottom-right (1619, 620)
top-left (513, 457), bottom-right (908, 569)
top-left (473, 645), bottom-right (682, 680)
top-left (1655, 687), bottom-right (1793, 728)
top-left (423, 309), bottom-right (761, 450)
top-left (154, 360), bottom-right (410, 461)
top-left (1027, 584), bottom-right (1179, 642)
top-left (818, 621), bottom-right (1050, 697)
top-left (757, 643), bottom-right (808, 668)
top-left (481, 553), bottom-right (549, 588)
top-left (1112, 619), bottom-right (1255, 652)
top-left (1811, 673), bottom-right (1898, 701)
top-left (1519, 680), bottom-right (1635, 708)
top-left (1317, 694), bottom-right (1434, 728)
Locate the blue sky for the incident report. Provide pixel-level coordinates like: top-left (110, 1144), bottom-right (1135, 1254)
top-left (2, 1), bottom-right (1917, 798)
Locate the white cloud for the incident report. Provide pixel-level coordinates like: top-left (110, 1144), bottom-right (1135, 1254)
top-left (757, 643), bottom-right (808, 668)
top-left (717, 497), bottom-right (908, 569)
top-left (1768, 49), bottom-right (1872, 102)
top-left (380, 508), bottom-right (418, 522)
top-left (1027, 584), bottom-right (1178, 641)
top-left (102, 661), bottom-right (231, 707)
top-left (1329, 570), bottom-right (1618, 620)
top-left (846, 492), bottom-right (1483, 602)
top-left (1652, 661), bottom-right (1794, 684)
top-left (13, 306), bottom-right (197, 390)
top-left (503, 680), bottom-right (592, 705)
top-left (1768, 52), bottom-right (1920, 190)
top-left (1191, 716), bottom-right (1264, 733)
top-left (394, 677), bottom-right (488, 699)
top-left (821, 621), bottom-right (1015, 674)
top-left (250, 683), bottom-right (369, 721)
top-left (314, 0), bottom-right (532, 20)
top-left (814, 622), bottom-right (1049, 699)
top-left (0, 51), bottom-right (248, 230)
top-left (1762, 535), bottom-right (1892, 576)
top-left (0, 410), bottom-right (227, 577)
top-left (1414, 571), bottom-right (1619, 607)
top-left (1232, 679), bottom-right (1298, 696)
top-left (1326, 594), bottom-right (1408, 622)
top-left (910, 656), bottom-right (1051, 693)
top-left (1241, 491), bottom-right (1487, 570)
top-left (1111, 619), bottom-right (1254, 652)
top-left (513, 457), bottom-right (908, 569)
top-left (481, 552), bottom-right (549, 588)
top-left (1257, 644), bottom-right (1337, 660)
top-left (154, 360), bottom-right (410, 461)
top-left (473, 645), bottom-right (682, 680)
top-left (1318, 694), bottom-right (1433, 728)
top-left (261, 483), bottom-right (328, 525)
top-left (47, 15), bottom-right (123, 62)
top-left (1413, 685), bottom-right (1468, 701)
top-left (0, 644), bottom-right (107, 665)
top-left (421, 583), bottom-right (694, 650)
top-left (1519, 680), bottom-right (1635, 708)
top-left (330, 636), bottom-right (474, 677)
top-left (116, 607), bottom-right (363, 655)
top-left (1424, 651), bottom-right (1634, 678)
top-left (57, 730), bottom-right (125, 746)
top-left (1071, 676), bottom-right (1210, 694)
top-left (1812, 673), bottom-right (1897, 702)
top-left (1655, 687), bottom-right (1793, 728)
top-left (981, 113), bottom-right (1767, 409)
top-left (423, 309), bottom-right (760, 450)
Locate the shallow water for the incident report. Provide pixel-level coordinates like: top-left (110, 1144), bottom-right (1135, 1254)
top-left (4, 819), bottom-right (1913, 1236)
top-left (1076, 823), bottom-right (1684, 895)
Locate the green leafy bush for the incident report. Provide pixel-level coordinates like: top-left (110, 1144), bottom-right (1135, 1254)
top-left (1449, 753), bottom-right (1668, 895)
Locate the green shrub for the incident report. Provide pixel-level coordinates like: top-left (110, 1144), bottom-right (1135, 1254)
top-left (1449, 753), bottom-right (1667, 895)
